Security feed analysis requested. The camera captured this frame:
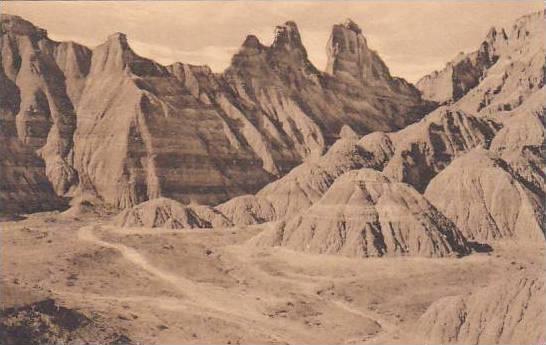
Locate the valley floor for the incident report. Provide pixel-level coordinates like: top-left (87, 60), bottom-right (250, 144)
top-left (1, 211), bottom-right (544, 344)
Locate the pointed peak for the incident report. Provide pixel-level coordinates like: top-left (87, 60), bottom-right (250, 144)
top-left (0, 14), bottom-right (47, 39)
top-left (102, 32), bottom-right (133, 55)
top-left (283, 21), bottom-right (299, 31)
top-left (272, 20), bottom-right (304, 50)
top-left (343, 18), bottom-right (362, 34)
top-left (242, 34), bottom-right (263, 49)
top-left (107, 32), bottom-right (128, 45)
top-left (486, 26), bottom-right (508, 42)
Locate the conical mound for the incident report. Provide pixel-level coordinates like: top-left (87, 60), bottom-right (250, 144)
top-left (114, 197), bottom-right (232, 229)
top-left (251, 169), bottom-right (470, 258)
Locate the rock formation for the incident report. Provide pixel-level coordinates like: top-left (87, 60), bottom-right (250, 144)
top-left (73, 32), bottom-right (274, 209)
top-left (114, 197), bottom-right (232, 229)
top-left (489, 87), bottom-right (545, 195)
top-left (0, 133), bottom-right (64, 216)
top-left (0, 14), bottom-right (84, 196)
top-left (0, 298), bottom-right (134, 345)
top-left (412, 273), bottom-right (545, 345)
top-left (216, 195), bottom-right (277, 226)
top-left (220, 105), bottom-right (498, 224)
top-left (218, 131), bottom-right (395, 223)
top-left (417, 10), bottom-right (544, 114)
top-left (326, 19), bottom-right (422, 102)
top-left (251, 169), bottom-right (470, 258)
top-left (0, 15), bottom-right (435, 214)
top-left (425, 148), bottom-right (544, 242)
top-left (383, 106), bottom-right (498, 192)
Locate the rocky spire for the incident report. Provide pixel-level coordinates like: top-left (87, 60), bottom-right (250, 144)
top-left (342, 18), bottom-right (362, 34)
top-left (326, 18), bottom-right (392, 84)
top-left (241, 34), bottom-right (264, 50)
top-left (0, 14), bottom-right (47, 39)
top-left (271, 21), bottom-right (305, 52)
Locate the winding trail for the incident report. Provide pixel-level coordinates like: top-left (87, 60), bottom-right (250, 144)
top-left (76, 225), bottom-right (320, 343)
top-left (330, 299), bottom-right (396, 333)
top-left (76, 224), bottom-right (397, 343)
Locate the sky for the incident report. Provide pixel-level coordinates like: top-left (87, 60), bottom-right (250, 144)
top-left (2, 1), bottom-right (543, 82)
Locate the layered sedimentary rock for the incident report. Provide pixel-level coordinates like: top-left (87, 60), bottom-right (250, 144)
top-left (489, 88), bottom-right (546, 195)
top-left (218, 131), bottom-right (395, 223)
top-left (251, 169), bottom-right (470, 258)
top-left (425, 148), bottom-right (544, 242)
top-left (73, 19), bottom-right (432, 210)
top-left (216, 195), bottom-right (276, 226)
top-left (326, 19), bottom-right (425, 129)
top-left (0, 15), bottom-right (86, 196)
top-left (456, 11), bottom-right (545, 115)
top-left (417, 10), bottom-right (544, 113)
top-left (73, 33), bottom-right (272, 209)
top-left (415, 32), bottom-right (501, 104)
top-left (1, 15), bottom-right (433, 213)
top-left (413, 274), bottom-right (545, 345)
top-left (114, 197), bottom-right (232, 229)
top-left (0, 15), bottom-right (71, 214)
top-left (383, 107), bottom-right (498, 192)
top-left (0, 132), bottom-right (64, 216)
top-left (221, 105), bottom-right (497, 224)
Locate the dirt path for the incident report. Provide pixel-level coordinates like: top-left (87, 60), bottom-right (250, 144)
top-left (76, 225), bottom-right (325, 343)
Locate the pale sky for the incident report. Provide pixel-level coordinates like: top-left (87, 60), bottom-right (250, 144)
top-left (2, 1), bottom-right (543, 82)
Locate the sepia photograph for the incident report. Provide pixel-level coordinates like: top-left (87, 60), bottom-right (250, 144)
top-left (0, 1), bottom-right (544, 344)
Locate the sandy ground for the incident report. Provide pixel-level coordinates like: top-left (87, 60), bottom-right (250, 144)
top-left (1, 211), bottom-right (544, 344)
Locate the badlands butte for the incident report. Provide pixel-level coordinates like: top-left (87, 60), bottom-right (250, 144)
top-left (0, 9), bottom-right (545, 345)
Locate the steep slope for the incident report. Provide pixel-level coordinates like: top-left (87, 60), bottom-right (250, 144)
top-left (412, 273), bottom-right (545, 345)
top-left (251, 169), bottom-right (470, 258)
top-left (1, 16), bottom-right (433, 213)
top-left (489, 87), bottom-right (545, 195)
top-left (114, 197), bottom-right (232, 229)
top-left (218, 130), bottom-right (395, 223)
top-left (0, 127), bottom-right (64, 216)
top-left (415, 28), bottom-right (502, 104)
top-left (168, 20), bottom-right (431, 176)
top-left (73, 33), bottom-right (273, 208)
top-left (456, 11), bottom-right (545, 115)
top-left (227, 20), bottom-right (431, 139)
top-left (325, 19), bottom-right (429, 131)
top-left (424, 148), bottom-right (544, 243)
top-left (417, 10), bottom-right (544, 114)
top-left (220, 106), bottom-right (496, 224)
top-left (0, 15), bottom-right (89, 195)
top-left (383, 106), bottom-right (498, 192)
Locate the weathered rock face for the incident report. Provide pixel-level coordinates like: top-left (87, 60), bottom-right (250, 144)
top-left (326, 19), bottom-right (422, 102)
top-left (412, 274), bottom-right (545, 345)
top-left (383, 106), bottom-right (498, 192)
top-left (417, 10), bottom-right (544, 112)
top-left (223, 20), bottom-right (432, 147)
top-left (456, 11), bottom-right (545, 115)
top-left (1, 15), bottom-right (433, 213)
top-left (425, 148), bottom-right (544, 243)
top-left (216, 195), bottom-right (276, 226)
top-left (217, 131), bottom-right (396, 224)
top-left (257, 132), bottom-right (396, 219)
top-left (73, 33), bottom-right (273, 209)
top-left (416, 40), bottom-right (499, 104)
top-left (221, 105), bottom-right (498, 225)
top-left (251, 169), bottom-right (470, 258)
top-left (114, 197), bottom-right (232, 229)
top-left (0, 298), bottom-right (135, 345)
top-left (0, 130), bottom-right (64, 216)
top-left (0, 15), bottom-right (86, 196)
top-left (489, 87), bottom-right (546, 195)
